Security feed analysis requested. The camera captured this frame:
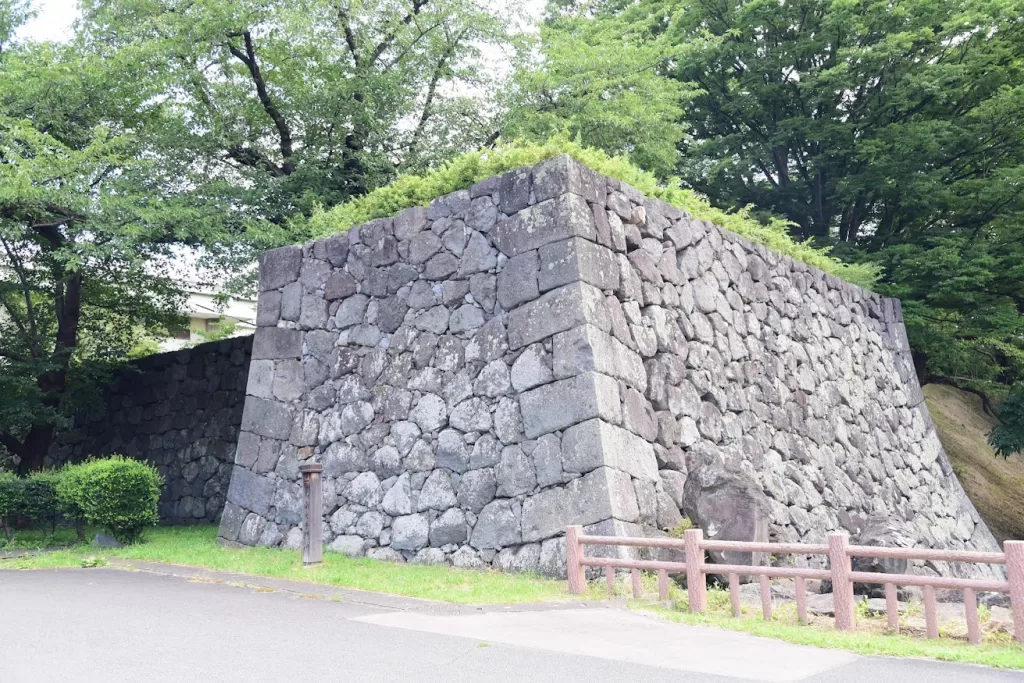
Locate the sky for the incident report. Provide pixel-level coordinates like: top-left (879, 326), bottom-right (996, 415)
top-left (18, 0), bottom-right (77, 41)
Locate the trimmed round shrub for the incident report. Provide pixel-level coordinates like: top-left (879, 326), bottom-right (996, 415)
top-left (21, 470), bottom-right (61, 531)
top-left (63, 456), bottom-right (163, 544)
top-left (0, 471), bottom-right (24, 541)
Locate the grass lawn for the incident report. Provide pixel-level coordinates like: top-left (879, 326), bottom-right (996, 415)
top-left (1, 525), bottom-right (579, 604)
top-left (612, 574), bottom-right (1024, 670)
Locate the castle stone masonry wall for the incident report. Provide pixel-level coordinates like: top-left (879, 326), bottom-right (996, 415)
top-left (50, 336), bottom-right (251, 524)
top-left (219, 156), bottom-right (998, 577)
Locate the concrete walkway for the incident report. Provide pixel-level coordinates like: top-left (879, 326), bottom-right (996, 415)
top-left (1, 566), bottom-right (1021, 682)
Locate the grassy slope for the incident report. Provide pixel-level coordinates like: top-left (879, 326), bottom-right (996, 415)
top-left (925, 383), bottom-right (1024, 544)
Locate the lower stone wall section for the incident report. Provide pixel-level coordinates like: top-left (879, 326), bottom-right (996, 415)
top-left (50, 336), bottom-right (252, 524)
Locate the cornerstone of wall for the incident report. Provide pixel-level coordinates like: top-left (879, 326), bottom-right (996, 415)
top-left (218, 155), bottom-right (999, 577)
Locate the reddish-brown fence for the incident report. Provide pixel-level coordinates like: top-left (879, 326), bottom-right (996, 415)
top-left (565, 525), bottom-right (1024, 645)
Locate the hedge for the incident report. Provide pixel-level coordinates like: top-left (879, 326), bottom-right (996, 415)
top-left (0, 471), bottom-right (23, 541)
top-left (308, 137), bottom-right (879, 289)
top-left (58, 456), bottom-right (163, 544)
top-left (0, 456), bottom-right (164, 544)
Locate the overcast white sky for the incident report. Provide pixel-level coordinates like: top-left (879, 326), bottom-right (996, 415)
top-left (18, 0), bottom-right (77, 41)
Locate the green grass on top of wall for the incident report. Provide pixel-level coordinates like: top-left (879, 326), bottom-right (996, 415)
top-left (309, 137), bottom-right (879, 289)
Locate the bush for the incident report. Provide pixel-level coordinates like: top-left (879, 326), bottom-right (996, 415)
top-left (309, 136), bottom-right (879, 288)
top-left (0, 471), bottom-right (24, 541)
top-left (21, 470), bottom-right (61, 532)
top-left (59, 456), bottom-right (163, 544)
top-left (55, 462), bottom-right (89, 540)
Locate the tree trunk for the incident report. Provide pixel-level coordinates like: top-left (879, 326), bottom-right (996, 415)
top-left (14, 424), bottom-right (56, 476)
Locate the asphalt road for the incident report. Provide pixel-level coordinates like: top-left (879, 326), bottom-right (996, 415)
top-left (1, 568), bottom-right (1021, 682)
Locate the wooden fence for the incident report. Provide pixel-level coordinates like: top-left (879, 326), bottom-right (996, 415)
top-left (565, 525), bottom-right (1024, 644)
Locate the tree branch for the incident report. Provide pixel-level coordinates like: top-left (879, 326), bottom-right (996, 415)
top-left (226, 31), bottom-right (295, 174)
top-left (370, 0), bottom-right (429, 65)
top-left (0, 432), bottom-right (23, 457)
top-left (0, 232), bottom-right (40, 357)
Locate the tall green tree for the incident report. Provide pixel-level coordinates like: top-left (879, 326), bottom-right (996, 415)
top-left (519, 0), bottom-right (1024, 410)
top-left (0, 19), bottom-right (224, 472)
top-left (502, 2), bottom-right (696, 178)
top-left (78, 0), bottom-right (520, 244)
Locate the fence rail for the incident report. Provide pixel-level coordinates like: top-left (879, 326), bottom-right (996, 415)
top-left (565, 525), bottom-right (1024, 645)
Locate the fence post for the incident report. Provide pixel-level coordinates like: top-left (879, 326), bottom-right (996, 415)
top-left (828, 532), bottom-right (855, 630)
top-left (299, 463), bottom-right (323, 566)
top-left (684, 528), bottom-right (707, 613)
top-left (1006, 540), bottom-right (1024, 643)
top-left (566, 525), bottom-right (586, 594)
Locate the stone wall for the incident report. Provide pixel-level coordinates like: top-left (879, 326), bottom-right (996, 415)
top-left (219, 155), bottom-right (998, 577)
top-left (50, 336), bottom-right (251, 524)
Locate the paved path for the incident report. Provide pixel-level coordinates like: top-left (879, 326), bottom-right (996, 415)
top-left (1, 567), bottom-right (1021, 682)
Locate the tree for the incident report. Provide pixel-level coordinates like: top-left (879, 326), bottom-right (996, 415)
top-left (0, 26), bottom-right (223, 472)
top-left (523, 0), bottom-right (1024, 409)
top-left (989, 387), bottom-right (1024, 458)
top-left (502, 2), bottom-right (695, 179)
top-left (78, 0), bottom-right (521, 244)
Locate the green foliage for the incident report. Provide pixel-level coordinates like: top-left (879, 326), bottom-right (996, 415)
top-left (311, 137), bottom-right (877, 287)
top-left (58, 457), bottom-right (163, 544)
top-left (665, 517), bottom-right (694, 537)
top-left (0, 470), bottom-right (24, 540)
top-left (20, 470), bottom-right (60, 530)
top-left (989, 389), bottom-right (1024, 459)
top-left (55, 462), bottom-right (88, 527)
top-left (502, 5), bottom-right (698, 178)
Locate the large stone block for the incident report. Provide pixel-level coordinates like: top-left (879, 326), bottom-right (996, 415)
top-left (552, 324), bottom-right (646, 392)
top-left (251, 328), bottom-right (302, 360)
top-left (225, 466), bottom-right (274, 517)
top-left (240, 398), bottom-right (292, 440)
top-left (538, 237), bottom-right (619, 293)
top-left (259, 245), bottom-right (302, 291)
top-left (519, 372), bottom-right (621, 438)
top-left (561, 418), bottom-right (658, 482)
top-left (507, 281), bottom-right (610, 350)
top-left (532, 154), bottom-right (606, 205)
top-left (493, 194), bottom-right (596, 257)
top-left (520, 467), bottom-right (639, 542)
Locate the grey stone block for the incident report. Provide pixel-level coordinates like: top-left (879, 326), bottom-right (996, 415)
top-left (470, 499), bottom-right (521, 549)
top-left (495, 445), bottom-right (537, 497)
top-left (532, 433), bottom-right (563, 488)
top-left (538, 237), bottom-right (619, 293)
top-left (498, 167), bottom-right (532, 215)
top-left (457, 468), bottom-right (497, 513)
top-left (493, 194), bottom-right (597, 257)
top-left (552, 324), bottom-right (646, 392)
top-left (507, 281), bottom-right (611, 350)
top-left (430, 508), bottom-right (468, 546)
top-left (394, 206), bottom-right (428, 240)
top-left (252, 328), bottom-right (302, 360)
top-left (561, 418), bottom-right (658, 481)
top-left (241, 397), bottom-right (292, 440)
top-left (520, 467), bottom-right (639, 542)
top-left (246, 360), bottom-right (275, 399)
top-left (497, 250), bottom-right (540, 311)
top-left (392, 514), bottom-right (429, 550)
top-left (256, 291), bottom-right (282, 327)
top-left (324, 271), bottom-right (357, 300)
top-left (259, 245), bottom-right (302, 291)
top-left (532, 154), bottom-right (606, 205)
top-left (519, 372), bottom-right (622, 438)
top-left (218, 502), bottom-right (248, 541)
top-left (226, 466), bottom-right (274, 517)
